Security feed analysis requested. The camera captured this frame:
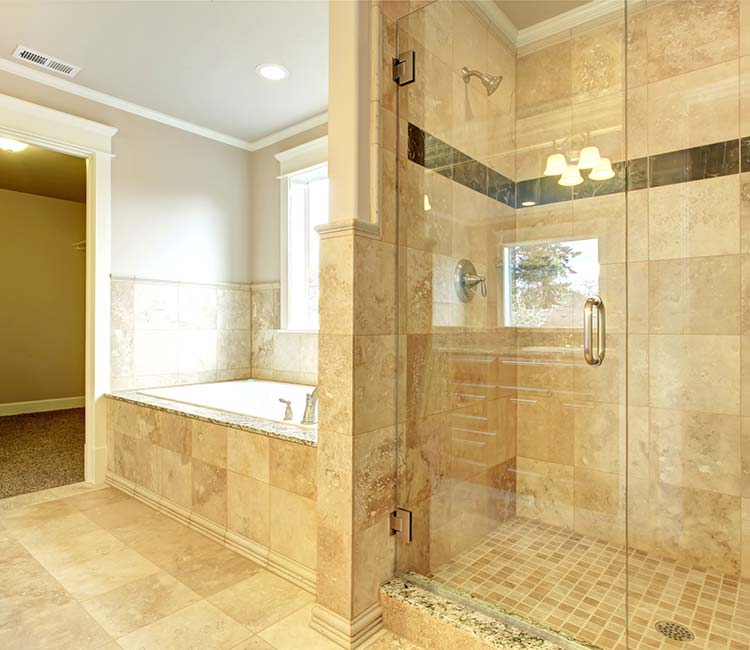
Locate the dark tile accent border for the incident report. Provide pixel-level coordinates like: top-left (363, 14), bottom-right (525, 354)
top-left (406, 122), bottom-right (747, 209)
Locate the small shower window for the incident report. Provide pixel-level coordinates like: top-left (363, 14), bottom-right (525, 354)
top-left (502, 237), bottom-right (599, 328)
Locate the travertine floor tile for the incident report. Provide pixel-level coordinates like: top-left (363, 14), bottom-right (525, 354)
top-left (208, 570), bottom-right (314, 632)
top-left (0, 488), bottom-right (57, 512)
top-left (116, 599), bottom-right (251, 650)
top-left (0, 598), bottom-right (112, 650)
top-left (48, 546), bottom-right (160, 599)
top-left (258, 603), bottom-right (341, 650)
top-left (229, 638), bottom-right (275, 650)
top-left (363, 631), bottom-right (426, 649)
top-left (21, 526), bottom-right (126, 573)
top-left (80, 570), bottom-right (200, 637)
top-left (60, 485), bottom-right (131, 511)
top-left (0, 498), bottom-right (78, 532)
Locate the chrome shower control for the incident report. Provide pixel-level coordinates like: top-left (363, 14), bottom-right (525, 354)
top-left (454, 259), bottom-right (486, 302)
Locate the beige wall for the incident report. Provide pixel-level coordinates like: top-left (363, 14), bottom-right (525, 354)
top-left (0, 70), bottom-right (253, 285)
top-left (248, 124), bottom-right (328, 283)
top-left (0, 188), bottom-right (85, 403)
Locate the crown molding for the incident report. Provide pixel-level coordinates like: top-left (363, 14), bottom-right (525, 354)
top-left (472, 0), bottom-right (625, 49)
top-left (0, 57), bottom-right (328, 153)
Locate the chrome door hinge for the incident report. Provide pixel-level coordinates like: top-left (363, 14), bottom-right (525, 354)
top-left (393, 51), bottom-right (416, 86)
top-left (390, 507), bottom-right (413, 541)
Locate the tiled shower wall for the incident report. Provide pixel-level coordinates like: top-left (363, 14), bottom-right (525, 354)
top-left (393, 3), bottom-right (519, 574)
top-left (394, 0), bottom-right (750, 581)
top-left (110, 277), bottom-right (253, 391)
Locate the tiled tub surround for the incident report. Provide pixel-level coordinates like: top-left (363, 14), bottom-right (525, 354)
top-left (251, 283), bottom-right (318, 385)
top-left (111, 276), bottom-right (253, 391)
top-left (105, 396), bottom-right (318, 592)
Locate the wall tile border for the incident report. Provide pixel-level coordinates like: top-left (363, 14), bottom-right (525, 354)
top-left (407, 122), bottom-right (748, 209)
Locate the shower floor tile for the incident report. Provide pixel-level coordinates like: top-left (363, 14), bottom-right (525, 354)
top-left (428, 517), bottom-right (750, 650)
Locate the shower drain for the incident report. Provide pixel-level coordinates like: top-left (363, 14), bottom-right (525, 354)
top-left (655, 621), bottom-right (695, 642)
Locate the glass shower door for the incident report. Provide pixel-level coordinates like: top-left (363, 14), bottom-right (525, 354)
top-left (394, 1), bottom-right (629, 648)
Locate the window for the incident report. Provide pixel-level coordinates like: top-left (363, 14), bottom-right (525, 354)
top-left (275, 135), bottom-right (328, 331)
top-left (286, 164), bottom-right (328, 330)
top-left (503, 237), bottom-right (599, 328)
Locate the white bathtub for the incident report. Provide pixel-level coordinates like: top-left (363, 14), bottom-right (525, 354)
top-left (139, 379), bottom-right (316, 428)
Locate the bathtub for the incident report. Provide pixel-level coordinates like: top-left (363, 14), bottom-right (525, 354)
top-left (138, 379), bottom-right (316, 428)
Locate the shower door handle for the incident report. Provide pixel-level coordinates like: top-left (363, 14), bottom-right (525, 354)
top-left (583, 296), bottom-right (605, 366)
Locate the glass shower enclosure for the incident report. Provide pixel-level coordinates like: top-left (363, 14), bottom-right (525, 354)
top-left (393, 1), bottom-right (749, 648)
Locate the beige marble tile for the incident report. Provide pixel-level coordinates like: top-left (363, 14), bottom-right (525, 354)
top-left (269, 487), bottom-right (316, 570)
top-left (178, 285), bottom-right (217, 329)
top-left (59, 487), bottom-right (129, 513)
top-left (208, 570), bottom-right (314, 633)
top-left (571, 20), bottom-right (624, 102)
top-left (227, 428), bottom-right (269, 482)
top-left (134, 282), bottom-right (178, 330)
top-left (574, 467), bottom-right (624, 544)
top-left (651, 409), bottom-right (741, 496)
top-left (573, 193), bottom-right (626, 265)
top-left (160, 447), bottom-right (192, 508)
top-left (218, 330), bottom-right (252, 370)
top-left (627, 262), bottom-right (649, 334)
top-left (650, 334), bottom-right (740, 415)
top-left (192, 420), bottom-right (227, 468)
top-left (743, 0), bottom-right (750, 56)
top-left (191, 458), bottom-right (227, 526)
top-left (627, 334), bottom-right (649, 408)
top-left (515, 457), bottom-right (574, 529)
top-left (49, 482), bottom-right (107, 499)
top-left (516, 394), bottom-right (575, 466)
top-left (353, 426), bottom-right (397, 532)
top-left (268, 437), bottom-right (316, 499)
top-left (399, 161), bottom-right (453, 255)
top-left (117, 599), bottom-right (251, 650)
top-left (646, 0), bottom-right (738, 83)
top-left (48, 546), bottom-right (160, 600)
top-left (0, 488), bottom-right (58, 512)
top-left (651, 482), bottom-right (741, 574)
top-left (319, 233), bottom-right (354, 335)
top-left (353, 334), bottom-right (398, 435)
top-left (80, 570), bottom-right (199, 637)
top-left (258, 603), bottom-right (340, 650)
top-left (648, 175), bottom-right (740, 260)
top-left (111, 278), bottom-right (134, 330)
top-left (218, 288), bottom-right (252, 330)
top-left (317, 334), bottom-right (354, 435)
top-left (229, 638), bottom-right (275, 650)
top-left (354, 236), bottom-right (398, 335)
top-left (574, 403), bottom-right (623, 474)
top-left (352, 518), bottom-right (395, 617)
top-left (743, 497), bottom-right (750, 578)
top-left (517, 38), bottom-right (572, 118)
top-left (0, 498), bottom-right (78, 532)
top-left (647, 60), bottom-right (739, 155)
top-left (649, 255), bottom-right (740, 335)
top-left (743, 418), bottom-right (750, 496)
top-left (227, 471), bottom-right (269, 546)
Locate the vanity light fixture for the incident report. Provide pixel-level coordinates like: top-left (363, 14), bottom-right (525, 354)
top-left (577, 145), bottom-right (601, 170)
top-left (558, 164), bottom-right (584, 187)
top-left (543, 153), bottom-right (567, 176)
top-left (0, 137), bottom-right (28, 152)
top-left (589, 157), bottom-right (615, 181)
top-left (255, 63), bottom-right (289, 81)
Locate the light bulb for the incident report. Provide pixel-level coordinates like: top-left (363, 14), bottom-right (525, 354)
top-left (589, 157), bottom-right (615, 181)
top-left (577, 145), bottom-right (601, 170)
top-left (544, 153), bottom-right (567, 176)
top-left (0, 138), bottom-right (28, 152)
top-left (558, 164), bottom-right (584, 187)
top-left (423, 194), bottom-right (431, 211)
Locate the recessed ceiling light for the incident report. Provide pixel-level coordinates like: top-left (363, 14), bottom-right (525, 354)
top-left (0, 137), bottom-right (28, 152)
top-left (256, 63), bottom-right (289, 81)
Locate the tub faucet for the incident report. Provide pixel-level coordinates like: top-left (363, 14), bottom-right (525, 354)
top-left (278, 398), bottom-right (293, 422)
top-left (301, 387), bottom-right (318, 425)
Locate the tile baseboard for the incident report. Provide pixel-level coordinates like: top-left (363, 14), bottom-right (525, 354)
top-left (105, 472), bottom-right (316, 595)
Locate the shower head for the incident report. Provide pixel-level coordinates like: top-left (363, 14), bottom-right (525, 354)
top-left (461, 66), bottom-right (503, 96)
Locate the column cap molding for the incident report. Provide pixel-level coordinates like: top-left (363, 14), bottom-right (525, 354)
top-left (316, 220), bottom-right (382, 240)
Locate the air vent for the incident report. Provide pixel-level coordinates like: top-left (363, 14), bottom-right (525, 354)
top-left (12, 45), bottom-right (80, 78)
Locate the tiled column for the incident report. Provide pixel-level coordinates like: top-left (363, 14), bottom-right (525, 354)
top-left (310, 1), bottom-right (400, 647)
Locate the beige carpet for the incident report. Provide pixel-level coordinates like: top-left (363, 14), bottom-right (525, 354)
top-left (0, 408), bottom-right (84, 498)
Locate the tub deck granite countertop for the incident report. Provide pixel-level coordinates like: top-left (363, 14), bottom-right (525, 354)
top-left (105, 390), bottom-right (317, 446)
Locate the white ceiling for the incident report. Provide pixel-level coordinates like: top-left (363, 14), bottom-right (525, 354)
top-left (494, 1), bottom-right (592, 30)
top-left (0, 1), bottom-right (328, 144)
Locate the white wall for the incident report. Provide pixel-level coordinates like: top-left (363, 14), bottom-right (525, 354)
top-left (0, 70), bottom-right (253, 284)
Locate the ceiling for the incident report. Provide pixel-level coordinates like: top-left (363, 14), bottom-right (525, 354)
top-left (494, 1), bottom-right (592, 30)
top-left (0, 143), bottom-right (86, 203)
top-left (0, 1), bottom-right (328, 143)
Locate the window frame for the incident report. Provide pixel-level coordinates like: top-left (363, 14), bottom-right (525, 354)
top-left (275, 135), bottom-right (328, 332)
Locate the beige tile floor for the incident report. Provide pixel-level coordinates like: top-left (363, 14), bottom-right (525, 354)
top-left (430, 518), bottom-right (750, 650)
top-left (0, 483), bottom-right (423, 650)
